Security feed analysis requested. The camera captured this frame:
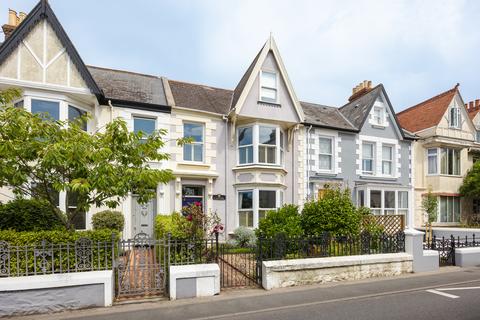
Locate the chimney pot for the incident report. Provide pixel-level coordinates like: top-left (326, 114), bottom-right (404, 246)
top-left (18, 12), bottom-right (26, 24)
top-left (469, 101), bottom-right (474, 111)
top-left (8, 9), bottom-right (17, 26)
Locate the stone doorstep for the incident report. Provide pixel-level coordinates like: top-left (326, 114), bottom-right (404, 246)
top-left (264, 253), bottom-right (413, 272)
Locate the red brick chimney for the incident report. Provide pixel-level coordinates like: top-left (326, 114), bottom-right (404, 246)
top-left (2, 9), bottom-right (27, 41)
top-left (348, 80), bottom-right (373, 102)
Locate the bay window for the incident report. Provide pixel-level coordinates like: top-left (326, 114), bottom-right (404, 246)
top-left (68, 105), bottom-right (87, 131)
top-left (361, 189), bottom-right (409, 216)
top-left (259, 126), bottom-right (276, 164)
top-left (382, 145), bottom-right (393, 175)
top-left (439, 196), bottom-right (460, 223)
top-left (31, 99), bottom-right (60, 121)
top-left (238, 127), bottom-right (253, 164)
top-left (238, 190), bottom-right (254, 228)
top-left (260, 71), bottom-right (277, 103)
top-left (362, 142), bottom-right (374, 174)
top-left (238, 189), bottom-right (282, 228)
top-left (427, 148), bottom-right (438, 174)
top-left (319, 137), bottom-right (333, 171)
top-left (427, 147), bottom-right (460, 176)
top-left (237, 125), bottom-right (284, 166)
top-left (183, 122), bottom-right (204, 162)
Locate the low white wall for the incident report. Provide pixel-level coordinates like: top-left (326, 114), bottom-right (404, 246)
top-left (169, 264), bottom-right (220, 300)
top-left (262, 253), bottom-right (413, 290)
top-left (0, 270), bottom-right (114, 317)
top-left (455, 247), bottom-right (480, 267)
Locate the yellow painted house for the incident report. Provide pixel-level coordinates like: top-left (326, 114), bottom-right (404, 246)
top-left (398, 85), bottom-right (480, 227)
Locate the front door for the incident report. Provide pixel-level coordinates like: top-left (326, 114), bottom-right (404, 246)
top-left (132, 196), bottom-right (156, 238)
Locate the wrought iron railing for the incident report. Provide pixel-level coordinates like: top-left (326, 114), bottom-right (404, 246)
top-left (423, 234), bottom-right (480, 266)
top-left (258, 232), bottom-right (405, 261)
top-left (0, 238), bottom-right (115, 277)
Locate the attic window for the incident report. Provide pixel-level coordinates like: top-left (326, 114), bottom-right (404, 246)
top-left (260, 71), bottom-right (277, 103)
top-left (449, 106), bottom-right (461, 128)
top-left (372, 106), bottom-right (385, 126)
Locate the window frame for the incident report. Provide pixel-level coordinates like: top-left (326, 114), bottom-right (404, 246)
top-left (358, 188), bottom-right (409, 216)
top-left (362, 142), bottom-right (375, 175)
top-left (428, 147), bottom-right (461, 176)
top-left (133, 116), bottom-right (156, 140)
top-left (449, 106), bottom-right (461, 129)
top-left (237, 188), bottom-right (282, 228)
top-left (381, 144), bottom-right (394, 176)
top-left (238, 125), bottom-right (254, 165)
top-left (318, 136), bottom-right (334, 172)
top-left (438, 196), bottom-right (461, 223)
top-left (236, 124), bottom-right (284, 166)
top-left (372, 106), bottom-right (385, 126)
top-left (259, 70), bottom-right (278, 104)
top-left (183, 122), bottom-right (205, 163)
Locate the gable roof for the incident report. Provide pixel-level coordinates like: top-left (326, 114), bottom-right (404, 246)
top-left (88, 66), bottom-right (169, 112)
top-left (339, 85), bottom-right (382, 129)
top-left (229, 35), bottom-right (304, 122)
top-left (301, 101), bottom-right (356, 132)
top-left (169, 80), bottom-right (233, 114)
top-left (397, 85), bottom-right (458, 133)
top-left (0, 0), bottom-right (102, 98)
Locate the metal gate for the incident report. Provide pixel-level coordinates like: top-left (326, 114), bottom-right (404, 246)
top-left (116, 233), bottom-right (169, 299)
top-left (424, 236), bottom-right (455, 266)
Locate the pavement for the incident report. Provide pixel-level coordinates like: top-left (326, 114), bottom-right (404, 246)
top-left (11, 266), bottom-right (480, 320)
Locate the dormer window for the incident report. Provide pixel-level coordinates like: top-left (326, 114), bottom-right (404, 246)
top-left (260, 71), bottom-right (277, 103)
top-left (449, 106), bottom-right (461, 128)
top-left (373, 106), bottom-right (384, 126)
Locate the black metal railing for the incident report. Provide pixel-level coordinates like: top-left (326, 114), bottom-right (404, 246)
top-left (0, 237), bottom-right (115, 277)
top-left (423, 234), bottom-right (480, 266)
top-left (257, 232), bottom-right (405, 261)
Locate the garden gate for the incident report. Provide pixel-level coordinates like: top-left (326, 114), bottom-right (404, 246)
top-left (115, 232), bottom-right (169, 299)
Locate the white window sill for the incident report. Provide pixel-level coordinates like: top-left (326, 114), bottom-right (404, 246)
top-left (426, 174), bottom-right (462, 178)
top-left (178, 161), bottom-right (210, 168)
top-left (233, 164), bottom-right (287, 173)
top-left (371, 124), bottom-right (387, 129)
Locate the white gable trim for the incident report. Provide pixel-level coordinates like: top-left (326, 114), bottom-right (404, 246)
top-left (231, 36), bottom-right (304, 122)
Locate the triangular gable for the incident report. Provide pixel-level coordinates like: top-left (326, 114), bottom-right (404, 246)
top-left (440, 90), bottom-right (477, 133)
top-left (340, 84), bottom-right (409, 140)
top-left (0, 0), bottom-right (102, 98)
top-left (397, 85), bottom-right (458, 133)
top-left (229, 35), bottom-right (304, 122)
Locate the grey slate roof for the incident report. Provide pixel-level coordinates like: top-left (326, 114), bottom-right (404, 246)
top-left (87, 66), bottom-right (167, 106)
top-left (301, 101), bottom-right (356, 131)
top-left (169, 80), bottom-right (233, 114)
top-left (339, 85), bottom-right (383, 129)
top-left (230, 44), bottom-right (265, 111)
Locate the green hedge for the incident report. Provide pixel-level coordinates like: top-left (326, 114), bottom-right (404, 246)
top-left (92, 210), bottom-right (124, 232)
top-left (0, 229), bottom-right (119, 276)
top-left (0, 198), bottom-right (64, 231)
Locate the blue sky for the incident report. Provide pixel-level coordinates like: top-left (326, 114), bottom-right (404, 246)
top-left (1, 0), bottom-right (480, 111)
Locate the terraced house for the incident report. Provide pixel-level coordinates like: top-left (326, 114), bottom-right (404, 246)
top-left (0, 0), bottom-right (420, 238)
top-left (0, 0), bottom-right (306, 239)
top-left (303, 81), bottom-right (416, 227)
top-left (398, 85), bottom-right (480, 226)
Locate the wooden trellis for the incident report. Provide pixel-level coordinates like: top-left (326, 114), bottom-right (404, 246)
top-left (364, 215), bottom-right (405, 235)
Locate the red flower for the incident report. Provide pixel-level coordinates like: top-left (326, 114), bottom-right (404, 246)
top-left (194, 201), bottom-right (202, 207)
top-left (186, 214), bottom-right (192, 221)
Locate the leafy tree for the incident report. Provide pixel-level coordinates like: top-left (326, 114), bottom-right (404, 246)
top-left (301, 187), bottom-right (362, 236)
top-left (460, 162), bottom-right (480, 199)
top-left (421, 190), bottom-right (438, 225)
top-left (256, 204), bottom-right (303, 238)
top-left (0, 89), bottom-right (176, 230)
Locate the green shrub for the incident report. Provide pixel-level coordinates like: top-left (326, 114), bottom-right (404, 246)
top-left (0, 229), bottom-right (119, 276)
top-left (256, 204), bottom-right (303, 238)
top-left (0, 198), bottom-right (64, 231)
top-left (92, 210), bottom-right (124, 232)
top-left (155, 212), bottom-right (192, 239)
top-left (301, 187), bottom-right (362, 236)
top-left (232, 226), bottom-right (256, 247)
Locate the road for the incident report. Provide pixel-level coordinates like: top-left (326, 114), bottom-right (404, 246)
top-left (15, 267), bottom-right (480, 320)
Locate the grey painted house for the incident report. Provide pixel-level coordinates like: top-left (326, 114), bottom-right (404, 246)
top-left (304, 81), bottom-right (416, 225)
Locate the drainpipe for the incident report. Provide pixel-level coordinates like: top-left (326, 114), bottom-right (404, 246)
top-left (223, 115), bottom-right (229, 238)
top-left (108, 100), bottom-right (114, 122)
top-left (306, 125), bottom-right (313, 200)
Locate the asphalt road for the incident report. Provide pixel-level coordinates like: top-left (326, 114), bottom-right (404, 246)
top-left (15, 267), bottom-right (480, 320)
